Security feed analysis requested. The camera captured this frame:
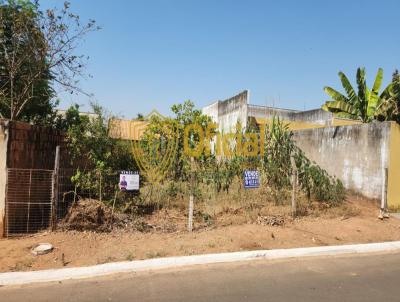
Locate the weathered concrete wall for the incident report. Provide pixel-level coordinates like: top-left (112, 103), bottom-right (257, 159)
top-left (248, 106), bottom-right (333, 125)
top-left (203, 90), bottom-right (248, 133)
top-left (0, 120), bottom-right (9, 237)
top-left (202, 101), bottom-right (219, 124)
top-left (203, 91), bottom-right (360, 132)
top-left (293, 122), bottom-right (391, 200)
top-left (248, 104), bottom-right (300, 121)
top-left (292, 109), bottom-right (333, 124)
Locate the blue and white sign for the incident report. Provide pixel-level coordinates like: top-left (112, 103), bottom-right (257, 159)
top-left (244, 170), bottom-right (260, 189)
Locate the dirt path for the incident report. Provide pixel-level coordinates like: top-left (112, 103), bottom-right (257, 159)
top-left (1, 199), bottom-right (399, 272)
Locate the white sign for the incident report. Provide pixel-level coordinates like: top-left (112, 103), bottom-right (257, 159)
top-left (119, 171), bottom-right (139, 191)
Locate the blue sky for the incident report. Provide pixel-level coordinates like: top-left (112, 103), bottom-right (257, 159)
top-left (41, 0), bottom-right (400, 117)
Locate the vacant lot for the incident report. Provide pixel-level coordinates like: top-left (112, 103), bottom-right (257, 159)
top-left (1, 196), bottom-right (399, 272)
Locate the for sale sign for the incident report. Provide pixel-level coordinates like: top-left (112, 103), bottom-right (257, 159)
top-left (244, 170), bottom-right (260, 189)
top-left (119, 171), bottom-right (139, 191)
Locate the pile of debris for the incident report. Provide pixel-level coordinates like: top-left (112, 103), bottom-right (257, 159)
top-left (256, 215), bottom-right (285, 226)
top-left (60, 199), bottom-right (153, 232)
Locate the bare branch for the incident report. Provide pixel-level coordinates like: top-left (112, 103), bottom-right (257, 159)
top-left (0, 1), bottom-right (99, 121)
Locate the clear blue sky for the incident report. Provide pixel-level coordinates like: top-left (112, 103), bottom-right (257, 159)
top-left (41, 0), bottom-right (400, 117)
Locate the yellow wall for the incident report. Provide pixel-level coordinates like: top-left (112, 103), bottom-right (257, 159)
top-left (388, 122), bottom-right (400, 209)
top-left (332, 118), bottom-right (362, 127)
top-left (254, 117), bottom-right (360, 131)
top-left (108, 119), bottom-right (149, 140)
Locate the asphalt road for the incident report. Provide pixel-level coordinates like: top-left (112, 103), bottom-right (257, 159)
top-left (2, 252), bottom-right (400, 302)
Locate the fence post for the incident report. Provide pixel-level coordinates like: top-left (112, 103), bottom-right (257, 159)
top-left (379, 167), bottom-right (389, 219)
top-left (188, 157), bottom-right (194, 232)
top-left (290, 155), bottom-right (297, 218)
top-left (26, 170), bottom-right (32, 233)
top-left (51, 146), bottom-right (60, 231)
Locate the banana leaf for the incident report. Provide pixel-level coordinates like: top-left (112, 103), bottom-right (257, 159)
top-left (338, 72), bottom-right (358, 105)
top-left (367, 68), bottom-right (383, 117)
top-left (323, 87), bottom-right (348, 103)
top-left (322, 100), bottom-right (358, 115)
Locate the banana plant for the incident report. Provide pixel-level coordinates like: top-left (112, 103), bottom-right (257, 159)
top-left (375, 70), bottom-right (400, 123)
top-left (322, 68), bottom-right (390, 122)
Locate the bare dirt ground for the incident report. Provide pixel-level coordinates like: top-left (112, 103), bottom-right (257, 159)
top-left (1, 196), bottom-right (400, 273)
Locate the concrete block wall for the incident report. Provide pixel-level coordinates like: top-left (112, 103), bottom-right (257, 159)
top-left (293, 122), bottom-right (400, 208)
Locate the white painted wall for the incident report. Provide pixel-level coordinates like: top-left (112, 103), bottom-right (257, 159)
top-left (0, 120), bottom-right (8, 237)
top-left (202, 90), bottom-right (249, 134)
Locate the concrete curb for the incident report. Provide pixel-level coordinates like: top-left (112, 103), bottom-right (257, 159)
top-left (2, 241), bottom-right (400, 286)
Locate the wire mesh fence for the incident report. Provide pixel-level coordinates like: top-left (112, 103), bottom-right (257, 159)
top-left (3, 164), bottom-right (260, 237)
top-left (57, 168), bottom-right (76, 219)
top-left (5, 169), bottom-right (53, 237)
top-left (4, 166), bottom-right (130, 237)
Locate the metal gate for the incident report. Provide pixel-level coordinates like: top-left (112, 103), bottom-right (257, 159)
top-left (5, 169), bottom-right (54, 237)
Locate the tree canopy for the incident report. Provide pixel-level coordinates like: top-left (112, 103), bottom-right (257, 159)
top-left (0, 0), bottom-right (98, 125)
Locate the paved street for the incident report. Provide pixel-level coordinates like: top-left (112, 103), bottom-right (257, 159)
top-left (2, 252), bottom-right (400, 302)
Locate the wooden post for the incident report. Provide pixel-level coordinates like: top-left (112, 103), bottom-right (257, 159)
top-left (379, 167), bottom-right (389, 219)
top-left (26, 169), bottom-right (32, 233)
top-left (99, 171), bottom-right (102, 203)
top-left (188, 195), bottom-right (194, 232)
top-left (111, 190), bottom-right (118, 229)
top-left (188, 157), bottom-right (194, 232)
top-left (51, 146), bottom-right (60, 231)
top-left (290, 155), bottom-right (297, 218)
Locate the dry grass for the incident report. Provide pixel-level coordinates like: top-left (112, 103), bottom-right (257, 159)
top-left (2, 194), bottom-right (399, 272)
top-left (131, 178), bottom-right (355, 230)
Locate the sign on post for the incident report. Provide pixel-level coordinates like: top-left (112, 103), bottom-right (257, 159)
top-left (244, 170), bottom-right (260, 189)
top-left (119, 171), bottom-right (139, 191)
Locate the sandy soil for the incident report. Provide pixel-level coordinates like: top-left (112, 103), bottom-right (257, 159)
top-left (1, 197), bottom-right (400, 272)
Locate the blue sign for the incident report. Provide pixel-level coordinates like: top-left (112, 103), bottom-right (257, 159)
top-left (244, 170), bottom-right (260, 188)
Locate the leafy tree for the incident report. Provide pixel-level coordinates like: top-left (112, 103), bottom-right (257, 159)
top-left (170, 100), bottom-right (212, 180)
top-left (0, 0), bottom-right (98, 124)
top-left (54, 103), bottom-right (81, 131)
top-left (322, 68), bottom-right (391, 122)
top-left (137, 101), bottom-right (216, 191)
top-left (375, 70), bottom-right (400, 123)
top-left (67, 103), bottom-right (137, 200)
top-left (0, 0), bottom-right (55, 123)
